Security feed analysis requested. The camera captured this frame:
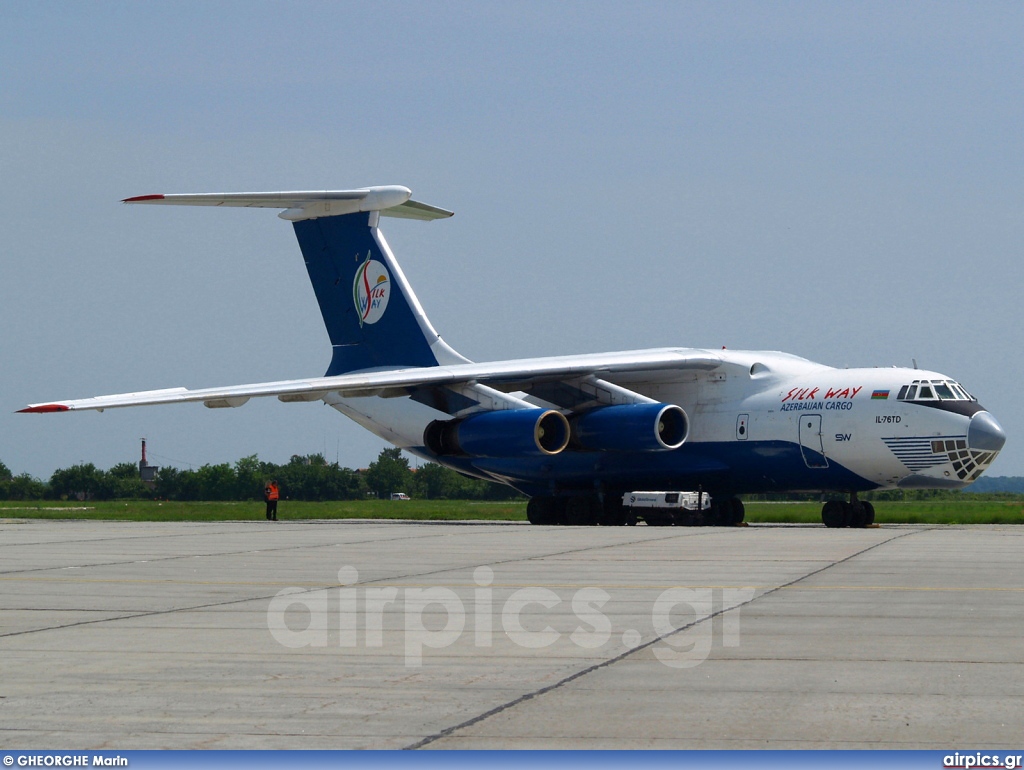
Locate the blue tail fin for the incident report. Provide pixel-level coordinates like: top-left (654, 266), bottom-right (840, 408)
top-left (292, 211), bottom-right (467, 375)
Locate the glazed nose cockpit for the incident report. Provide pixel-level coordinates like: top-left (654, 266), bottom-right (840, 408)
top-left (896, 378), bottom-right (1006, 482)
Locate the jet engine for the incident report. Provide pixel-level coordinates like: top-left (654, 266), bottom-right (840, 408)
top-left (570, 403), bottom-right (688, 452)
top-left (424, 409), bottom-right (571, 458)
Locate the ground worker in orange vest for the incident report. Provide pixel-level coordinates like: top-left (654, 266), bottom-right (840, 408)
top-left (264, 480), bottom-right (280, 521)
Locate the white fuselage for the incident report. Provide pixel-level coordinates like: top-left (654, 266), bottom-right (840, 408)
top-left (324, 348), bottom-right (1002, 496)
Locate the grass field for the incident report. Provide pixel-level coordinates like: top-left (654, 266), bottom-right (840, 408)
top-left (743, 500), bottom-right (1024, 525)
top-left (1, 499), bottom-right (1021, 524)
top-left (0, 500), bottom-right (527, 522)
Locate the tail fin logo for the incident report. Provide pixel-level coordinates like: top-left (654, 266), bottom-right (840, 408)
top-left (352, 252), bottom-right (391, 327)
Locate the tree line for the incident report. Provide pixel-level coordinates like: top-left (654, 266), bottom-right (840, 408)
top-left (0, 449), bottom-right (523, 502)
top-left (3, 454), bottom-right (1019, 503)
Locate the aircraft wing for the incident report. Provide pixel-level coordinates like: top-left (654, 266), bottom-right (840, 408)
top-left (19, 348), bottom-right (723, 413)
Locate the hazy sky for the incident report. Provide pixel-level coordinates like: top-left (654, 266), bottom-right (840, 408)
top-left (2, 2), bottom-right (1022, 479)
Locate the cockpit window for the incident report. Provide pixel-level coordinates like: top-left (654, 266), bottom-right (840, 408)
top-left (897, 379), bottom-right (976, 403)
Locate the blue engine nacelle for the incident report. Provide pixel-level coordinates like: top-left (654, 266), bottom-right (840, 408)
top-left (424, 409), bottom-right (571, 458)
top-left (571, 403), bottom-right (688, 452)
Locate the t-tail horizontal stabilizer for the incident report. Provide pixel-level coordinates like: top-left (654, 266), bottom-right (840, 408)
top-left (124, 186), bottom-right (467, 376)
top-left (123, 186), bottom-right (454, 222)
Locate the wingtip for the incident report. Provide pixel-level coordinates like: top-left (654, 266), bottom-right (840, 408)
top-left (17, 404), bottom-right (70, 414)
top-left (123, 194), bottom-right (165, 203)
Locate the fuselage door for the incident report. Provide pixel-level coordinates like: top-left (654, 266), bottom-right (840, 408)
top-left (799, 413), bottom-right (828, 468)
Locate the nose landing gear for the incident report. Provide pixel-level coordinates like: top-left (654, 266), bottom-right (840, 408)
top-left (821, 492), bottom-right (875, 528)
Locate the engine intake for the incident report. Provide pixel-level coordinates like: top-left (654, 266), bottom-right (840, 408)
top-left (424, 409), bottom-right (570, 458)
top-left (571, 403), bottom-right (688, 452)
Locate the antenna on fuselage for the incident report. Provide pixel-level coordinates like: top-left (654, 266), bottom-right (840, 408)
top-left (912, 358), bottom-right (918, 369)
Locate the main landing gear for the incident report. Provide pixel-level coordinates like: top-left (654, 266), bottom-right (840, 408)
top-left (526, 495), bottom-right (622, 526)
top-left (821, 492), bottom-right (875, 529)
top-left (526, 494), bottom-right (746, 527)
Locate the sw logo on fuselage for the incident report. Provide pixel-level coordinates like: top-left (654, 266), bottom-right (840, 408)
top-left (353, 253), bottom-right (390, 326)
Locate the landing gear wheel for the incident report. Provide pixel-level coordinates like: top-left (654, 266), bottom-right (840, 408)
top-left (599, 494), bottom-right (627, 526)
top-left (527, 496), bottom-right (557, 525)
top-left (527, 496), bottom-right (570, 525)
top-left (708, 497), bottom-right (743, 526)
top-left (564, 496), bottom-right (598, 526)
top-left (861, 501), bottom-right (875, 526)
top-left (821, 500), bottom-right (848, 528)
top-left (706, 501), bottom-right (724, 526)
top-left (846, 500), bottom-right (875, 528)
top-left (848, 502), bottom-right (867, 528)
top-left (727, 497), bottom-right (745, 525)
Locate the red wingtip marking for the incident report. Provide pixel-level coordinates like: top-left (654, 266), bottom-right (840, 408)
top-left (17, 404), bottom-right (70, 413)
top-left (123, 194), bottom-right (165, 203)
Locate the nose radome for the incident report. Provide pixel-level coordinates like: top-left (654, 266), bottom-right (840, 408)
top-left (968, 411), bottom-right (1007, 452)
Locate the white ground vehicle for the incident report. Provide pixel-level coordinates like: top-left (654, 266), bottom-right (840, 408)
top-left (390, 492), bottom-right (411, 501)
top-left (621, 490), bottom-right (739, 526)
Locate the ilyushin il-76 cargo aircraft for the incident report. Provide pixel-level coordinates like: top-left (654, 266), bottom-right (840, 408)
top-left (22, 186), bottom-right (1006, 528)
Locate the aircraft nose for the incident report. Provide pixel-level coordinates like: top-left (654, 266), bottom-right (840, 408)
top-left (968, 411), bottom-right (1006, 452)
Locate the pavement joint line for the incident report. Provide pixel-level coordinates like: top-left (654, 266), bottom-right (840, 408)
top-left (0, 519), bottom-right (828, 646)
top-left (2, 575), bottom-right (1021, 592)
top-left (3, 646), bottom-right (1018, 667)
top-left (0, 518), bottom-right (709, 580)
top-left (0, 528), bottom-right (483, 578)
top-left (0, 517), bottom-right (530, 553)
top-left (0, 531), bottom-right (498, 639)
top-left (0, 525), bottom-right (292, 550)
top-left (403, 525), bottom-right (934, 750)
top-left (0, 524), bottom-right (751, 640)
top-left (0, 518), bottom-right (745, 581)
